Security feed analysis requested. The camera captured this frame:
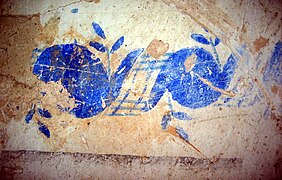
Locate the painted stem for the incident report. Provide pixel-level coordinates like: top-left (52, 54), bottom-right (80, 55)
top-left (167, 125), bottom-right (208, 159)
top-left (107, 48), bottom-right (111, 80)
top-left (167, 92), bottom-right (173, 111)
top-left (210, 37), bottom-right (221, 69)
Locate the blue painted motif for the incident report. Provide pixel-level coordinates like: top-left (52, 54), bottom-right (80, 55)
top-left (110, 36), bottom-right (124, 54)
top-left (176, 127), bottom-right (189, 141)
top-left (31, 22), bottom-right (239, 143)
top-left (25, 109), bottom-right (35, 124)
top-left (143, 47), bottom-right (237, 111)
top-left (71, 8), bottom-right (78, 13)
top-left (33, 44), bottom-right (143, 118)
top-left (171, 111), bottom-right (192, 121)
top-left (215, 41), bottom-right (281, 109)
top-left (214, 37), bottom-right (221, 46)
top-left (89, 41), bottom-right (107, 52)
top-left (92, 22), bottom-right (106, 39)
top-left (161, 113), bottom-right (172, 130)
top-left (33, 22), bottom-right (143, 118)
top-left (38, 108), bottom-right (52, 118)
top-left (190, 34), bottom-right (210, 45)
top-left (38, 121), bottom-right (50, 138)
top-left (263, 41), bottom-right (282, 84)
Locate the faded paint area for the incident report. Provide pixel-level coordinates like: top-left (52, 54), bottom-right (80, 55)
top-left (253, 36), bottom-right (269, 52)
top-left (0, 0), bottom-right (281, 179)
top-left (146, 39), bottom-right (169, 59)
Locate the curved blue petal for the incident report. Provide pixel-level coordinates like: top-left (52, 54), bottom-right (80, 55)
top-left (89, 41), bottom-right (107, 52)
top-left (110, 36), bottom-right (124, 54)
top-left (190, 34), bottom-right (210, 45)
top-left (92, 22), bottom-right (106, 39)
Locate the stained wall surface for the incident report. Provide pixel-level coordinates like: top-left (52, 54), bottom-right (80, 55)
top-left (0, 0), bottom-right (281, 179)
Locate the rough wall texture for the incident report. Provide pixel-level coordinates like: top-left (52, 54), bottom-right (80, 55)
top-left (0, 0), bottom-right (281, 179)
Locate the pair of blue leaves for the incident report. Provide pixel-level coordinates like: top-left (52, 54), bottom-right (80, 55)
top-left (190, 33), bottom-right (221, 46)
top-left (38, 108), bottom-right (52, 118)
top-left (25, 105), bottom-right (51, 138)
top-left (25, 106), bottom-right (52, 121)
top-left (91, 22), bottom-right (124, 54)
top-left (89, 36), bottom-right (124, 54)
top-left (161, 111), bottom-right (192, 130)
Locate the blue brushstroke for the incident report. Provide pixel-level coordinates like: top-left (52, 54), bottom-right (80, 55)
top-left (161, 113), bottom-right (171, 130)
top-left (110, 36), bottom-right (124, 54)
top-left (171, 111), bottom-right (192, 121)
top-left (37, 121), bottom-right (50, 138)
top-left (107, 113), bottom-right (139, 116)
top-left (214, 37), bottom-right (221, 46)
top-left (25, 109), bottom-right (35, 124)
top-left (143, 47), bottom-right (237, 111)
top-left (191, 34), bottom-right (210, 45)
top-left (38, 108), bottom-right (52, 118)
top-left (176, 127), bottom-right (189, 141)
top-left (210, 37), bottom-right (221, 68)
top-left (40, 91), bottom-right (46, 96)
top-left (33, 42), bottom-right (143, 118)
top-left (92, 22), bottom-right (106, 39)
top-left (263, 41), bottom-right (282, 84)
top-left (89, 41), bottom-right (107, 52)
top-left (130, 68), bottom-right (152, 112)
top-left (71, 8), bottom-right (78, 13)
top-left (57, 105), bottom-right (70, 112)
top-left (111, 91), bottom-right (131, 115)
top-left (110, 106), bottom-right (142, 110)
top-left (116, 99), bottom-right (147, 104)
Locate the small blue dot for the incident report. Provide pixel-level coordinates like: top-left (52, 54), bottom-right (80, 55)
top-left (71, 8), bottom-right (78, 13)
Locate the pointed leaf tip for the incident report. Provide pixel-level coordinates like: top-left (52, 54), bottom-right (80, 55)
top-left (110, 36), bottom-right (124, 54)
top-left (214, 37), bottom-right (221, 46)
top-left (176, 127), bottom-right (189, 141)
top-left (190, 33), bottom-right (210, 45)
top-left (92, 22), bottom-right (106, 39)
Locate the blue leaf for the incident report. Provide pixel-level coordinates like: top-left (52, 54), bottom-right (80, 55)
top-left (89, 41), bottom-right (107, 52)
top-left (190, 34), bottom-right (210, 45)
top-left (38, 108), bottom-right (52, 118)
top-left (110, 36), bottom-right (124, 54)
top-left (92, 22), bottom-right (106, 39)
top-left (214, 37), bottom-right (221, 46)
top-left (161, 113), bottom-right (172, 130)
top-left (38, 121), bottom-right (50, 138)
top-left (172, 111), bottom-right (192, 120)
top-left (71, 8), bottom-right (78, 13)
top-left (25, 109), bottom-right (35, 124)
top-left (176, 127), bottom-right (189, 141)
